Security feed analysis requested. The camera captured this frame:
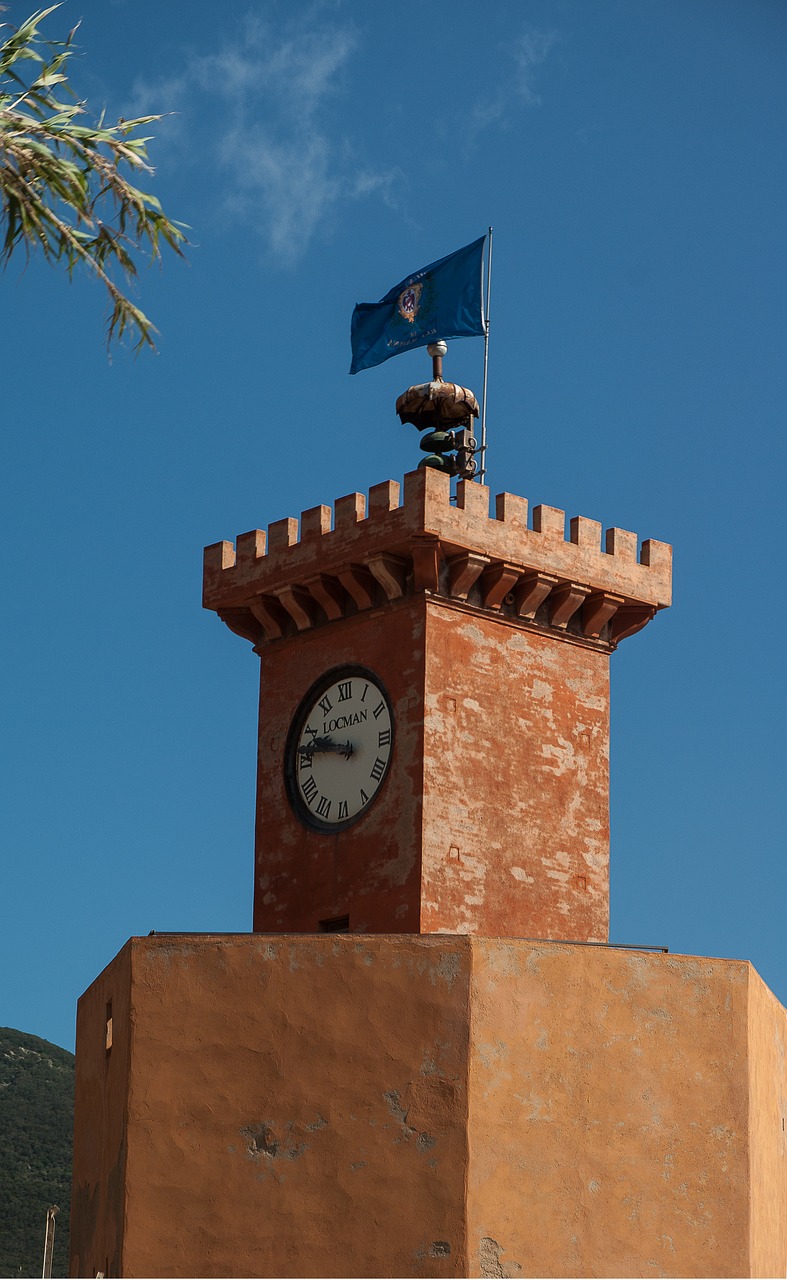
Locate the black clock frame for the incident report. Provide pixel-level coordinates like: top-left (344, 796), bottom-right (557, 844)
top-left (283, 664), bottom-right (396, 834)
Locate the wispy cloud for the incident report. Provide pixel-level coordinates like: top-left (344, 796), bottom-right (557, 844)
top-left (128, 9), bottom-right (398, 265)
top-left (468, 25), bottom-right (559, 141)
top-left (511, 29), bottom-right (559, 105)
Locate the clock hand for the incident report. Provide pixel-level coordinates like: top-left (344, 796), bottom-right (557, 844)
top-left (298, 736), bottom-right (354, 763)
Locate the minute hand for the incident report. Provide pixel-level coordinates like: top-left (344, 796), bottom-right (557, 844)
top-left (299, 736), bottom-right (354, 762)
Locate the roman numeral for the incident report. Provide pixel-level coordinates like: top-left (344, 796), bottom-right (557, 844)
top-left (359, 788), bottom-right (369, 805)
top-left (299, 751), bottom-right (312, 770)
top-left (305, 724), bottom-right (318, 742)
top-left (360, 683), bottom-right (369, 702)
top-left (318, 695), bottom-right (332, 716)
top-left (338, 681), bottom-right (353, 702)
top-left (369, 757), bottom-right (385, 782)
top-left (378, 729), bottom-right (391, 748)
top-left (302, 775), bottom-right (318, 803)
top-left (316, 795), bottom-right (331, 819)
top-left (373, 699), bottom-right (385, 720)
top-left (338, 800), bottom-right (349, 820)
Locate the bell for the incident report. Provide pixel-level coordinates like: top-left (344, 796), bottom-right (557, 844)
top-left (419, 430), bottom-right (455, 454)
top-left (418, 454), bottom-right (455, 474)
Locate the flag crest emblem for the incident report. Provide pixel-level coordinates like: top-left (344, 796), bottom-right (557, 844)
top-left (398, 283), bottom-right (422, 324)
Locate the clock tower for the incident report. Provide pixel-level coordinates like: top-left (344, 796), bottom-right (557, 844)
top-left (203, 466), bottom-right (671, 942)
top-left (70, 456), bottom-right (787, 1279)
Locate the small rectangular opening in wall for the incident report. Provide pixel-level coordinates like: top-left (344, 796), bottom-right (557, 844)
top-left (105, 1002), bottom-right (113, 1053)
top-left (319, 915), bottom-right (350, 933)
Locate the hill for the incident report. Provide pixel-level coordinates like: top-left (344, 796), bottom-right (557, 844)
top-left (0, 1028), bottom-right (74, 1278)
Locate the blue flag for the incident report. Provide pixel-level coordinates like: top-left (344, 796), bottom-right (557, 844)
top-left (349, 236), bottom-right (486, 375)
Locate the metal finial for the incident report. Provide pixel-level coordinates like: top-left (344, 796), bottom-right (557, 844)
top-left (396, 341), bottom-right (480, 480)
top-left (426, 339), bottom-right (448, 381)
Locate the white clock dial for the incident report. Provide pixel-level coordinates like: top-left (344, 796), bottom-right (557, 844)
top-left (286, 669), bottom-right (394, 830)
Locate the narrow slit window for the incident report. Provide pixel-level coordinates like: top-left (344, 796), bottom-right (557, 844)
top-left (105, 1002), bottom-right (113, 1053)
top-left (319, 915), bottom-right (350, 933)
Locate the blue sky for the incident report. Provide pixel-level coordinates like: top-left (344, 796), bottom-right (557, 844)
top-left (2, 0), bottom-right (785, 1053)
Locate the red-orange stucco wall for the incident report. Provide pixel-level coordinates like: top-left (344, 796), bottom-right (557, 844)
top-left (76, 933), bottom-right (472, 1279)
top-left (253, 597), bottom-right (427, 933)
top-left (466, 943), bottom-right (753, 1277)
top-left (421, 603), bottom-right (609, 940)
top-left (70, 944), bottom-right (132, 1280)
top-left (71, 934), bottom-right (787, 1279)
top-left (253, 594), bottom-right (610, 942)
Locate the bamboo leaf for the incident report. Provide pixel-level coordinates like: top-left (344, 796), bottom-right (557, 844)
top-left (0, 4), bottom-right (188, 352)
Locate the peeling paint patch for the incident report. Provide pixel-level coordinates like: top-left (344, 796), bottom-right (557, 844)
top-left (240, 1122), bottom-right (308, 1162)
top-left (530, 679), bottom-right (553, 702)
top-left (545, 868), bottom-right (570, 884)
top-left (475, 1040), bottom-right (508, 1071)
top-left (384, 1088), bottom-right (410, 1127)
top-left (513, 1091), bottom-right (551, 1122)
top-left (430, 1240), bottom-right (451, 1257)
top-left (432, 950), bottom-right (462, 987)
top-left (383, 1089), bottom-right (437, 1154)
top-left (479, 1237), bottom-right (523, 1278)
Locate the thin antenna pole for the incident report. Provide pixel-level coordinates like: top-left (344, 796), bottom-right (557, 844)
top-left (479, 227), bottom-right (493, 482)
top-left (42, 1205), bottom-right (58, 1279)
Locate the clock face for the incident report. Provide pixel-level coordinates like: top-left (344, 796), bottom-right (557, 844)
top-left (285, 667), bottom-right (394, 832)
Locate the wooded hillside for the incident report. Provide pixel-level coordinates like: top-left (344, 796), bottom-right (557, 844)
top-left (0, 1028), bottom-right (73, 1278)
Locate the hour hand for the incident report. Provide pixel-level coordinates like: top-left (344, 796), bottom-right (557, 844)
top-left (299, 736), bottom-right (354, 762)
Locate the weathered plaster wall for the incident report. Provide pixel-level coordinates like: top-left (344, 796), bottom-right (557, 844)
top-left (217, 467), bottom-right (673, 941)
top-left (121, 934), bottom-right (471, 1278)
top-left (254, 593), bottom-right (610, 942)
top-left (467, 942), bottom-right (752, 1278)
top-left (422, 605), bottom-right (609, 940)
top-left (70, 943), bottom-right (132, 1280)
top-left (254, 597), bottom-right (427, 933)
top-left (71, 935), bottom-right (787, 1279)
top-left (749, 967), bottom-right (787, 1277)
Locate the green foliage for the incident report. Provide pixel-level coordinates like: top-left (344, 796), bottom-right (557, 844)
top-left (0, 1027), bottom-right (74, 1279)
top-left (0, 5), bottom-right (187, 351)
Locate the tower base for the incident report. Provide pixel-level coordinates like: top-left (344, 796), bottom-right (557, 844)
top-left (71, 934), bottom-right (787, 1278)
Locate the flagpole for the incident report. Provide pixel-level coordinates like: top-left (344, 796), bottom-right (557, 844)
top-left (479, 226), bottom-right (493, 483)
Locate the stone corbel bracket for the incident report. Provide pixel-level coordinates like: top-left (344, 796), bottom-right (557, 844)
top-left (203, 469), bottom-right (671, 650)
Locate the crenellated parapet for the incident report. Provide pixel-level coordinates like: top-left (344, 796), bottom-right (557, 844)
top-left (203, 468), bottom-right (671, 650)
